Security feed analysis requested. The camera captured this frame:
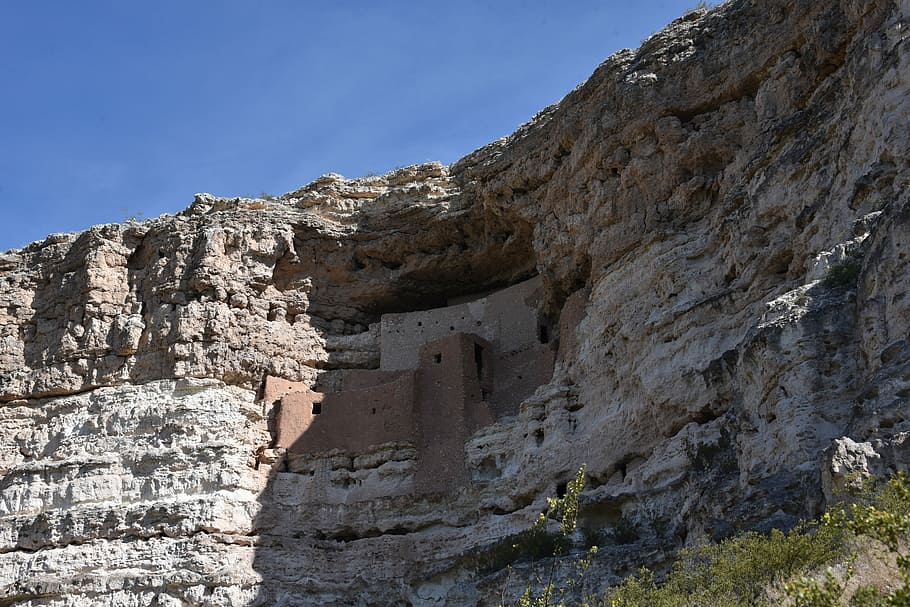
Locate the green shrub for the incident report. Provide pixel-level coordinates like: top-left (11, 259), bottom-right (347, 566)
top-left (498, 466), bottom-right (597, 607)
top-left (785, 569), bottom-right (844, 607)
top-left (496, 470), bottom-right (910, 607)
top-left (606, 523), bottom-right (845, 607)
top-left (786, 472), bottom-right (910, 606)
top-left (824, 261), bottom-right (861, 288)
top-left (477, 527), bottom-right (573, 574)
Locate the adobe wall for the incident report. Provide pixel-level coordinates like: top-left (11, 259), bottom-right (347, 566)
top-left (556, 286), bottom-right (590, 364)
top-left (484, 275), bottom-right (546, 354)
top-left (490, 345), bottom-right (555, 418)
top-left (413, 333), bottom-right (494, 493)
top-left (262, 375), bottom-right (312, 404)
top-left (278, 372), bottom-right (416, 455)
top-left (274, 386), bottom-right (323, 450)
top-left (270, 331), bottom-right (501, 492)
top-left (267, 277), bottom-right (565, 493)
top-left (380, 275), bottom-right (545, 371)
top-left (336, 369), bottom-right (410, 391)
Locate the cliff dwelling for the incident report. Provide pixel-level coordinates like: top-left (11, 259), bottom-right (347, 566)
top-left (262, 276), bottom-right (559, 493)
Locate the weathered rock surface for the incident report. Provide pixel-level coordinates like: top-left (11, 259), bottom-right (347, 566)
top-left (1, 0), bottom-right (909, 604)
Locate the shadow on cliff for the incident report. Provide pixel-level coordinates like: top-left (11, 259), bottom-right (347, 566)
top-left (238, 194), bottom-right (556, 603)
top-left (242, 270), bottom-right (593, 605)
top-left (246, 336), bottom-right (552, 603)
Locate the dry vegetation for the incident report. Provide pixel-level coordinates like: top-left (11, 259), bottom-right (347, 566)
top-left (501, 472), bottom-right (910, 607)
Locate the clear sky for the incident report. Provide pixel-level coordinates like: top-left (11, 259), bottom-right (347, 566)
top-left (0, 1), bottom-right (702, 252)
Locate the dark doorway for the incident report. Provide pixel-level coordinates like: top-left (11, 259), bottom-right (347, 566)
top-left (538, 324), bottom-right (550, 344)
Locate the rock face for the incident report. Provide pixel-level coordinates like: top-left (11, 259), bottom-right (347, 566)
top-left (1, 0), bottom-right (909, 604)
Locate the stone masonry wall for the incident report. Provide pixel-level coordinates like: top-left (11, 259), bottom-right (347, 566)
top-left (380, 275), bottom-right (545, 371)
top-left (272, 277), bottom-right (555, 467)
top-left (414, 333), bottom-right (494, 493)
top-left (277, 372), bottom-right (416, 455)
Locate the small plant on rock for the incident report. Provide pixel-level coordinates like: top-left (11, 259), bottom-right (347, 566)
top-left (824, 242), bottom-right (864, 288)
top-left (687, 0), bottom-right (717, 12)
top-left (499, 465), bottom-right (599, 607)
top-left (823, 261), bottom-right (861, 288)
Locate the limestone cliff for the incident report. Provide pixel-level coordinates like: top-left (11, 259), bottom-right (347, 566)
top-left (1, 0), bottom-right (909, 604)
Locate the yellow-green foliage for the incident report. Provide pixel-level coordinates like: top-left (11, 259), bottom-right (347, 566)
top-left (539, 466), bottom-right (587, 537)
top-left (606, 524), bottom-right (844, 607)
top-left (500, 465), bottom-right (598, 607)
top-left (499, 469), bottom-right (910, 607)
top-left (607, 472), bottom-right (910, 607)
top-left (786, 472), bottom-right (910, 606)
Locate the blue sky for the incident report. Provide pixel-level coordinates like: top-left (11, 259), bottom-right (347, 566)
top-left (0, 1), bottom-right (701, 251)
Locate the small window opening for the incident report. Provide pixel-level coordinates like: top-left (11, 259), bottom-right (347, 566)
top-left (481, 389), bottom-right (488, 401)
top-left (417, 321), bottom-right (422, 326)
top-left (449, 325), bottom-right (455, 331)
top-left (474, 343), bottom-right (484, 379)
top-left (312, 402), bottom-right (322, 415)
top-left (538, 324), bottom-right (550, 344)
top-left (556, 481), bottom-right (568, 498)
top-left (434, 353), bottom-right (442, 364)
top-left (371, 408), bottom-right (376, 415)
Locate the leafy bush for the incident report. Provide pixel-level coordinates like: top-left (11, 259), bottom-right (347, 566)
top-left (477, 527), bottom-right (573, 575)
top-left (498, 466), bottom-right (598, 607)
top-left (786, 472), bottom-right (910, 606)
top-left (824, 261), bottom-right (861, 288)
top-left (605, 473), bottom-right (910, 607)
top-left (496, 466), bottom-right (910, 607)
top-left (606, 524), bottom-right (845, 607)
